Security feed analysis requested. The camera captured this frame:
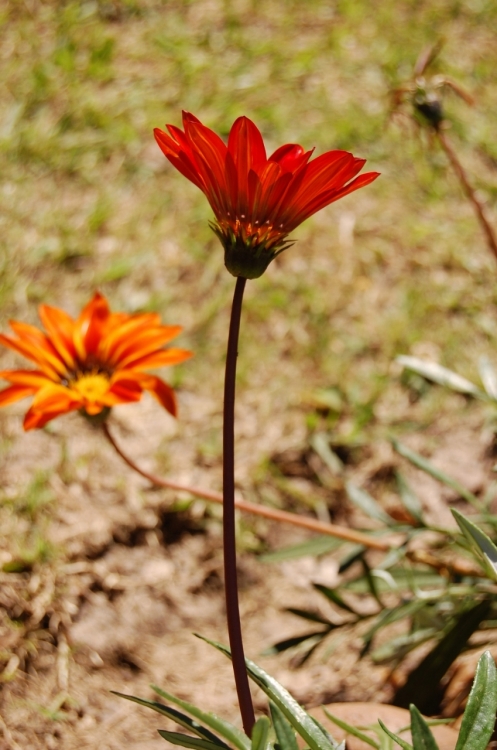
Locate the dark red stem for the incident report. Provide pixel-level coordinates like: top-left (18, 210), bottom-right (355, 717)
top-left (223, 276), bottom-right (254, 736)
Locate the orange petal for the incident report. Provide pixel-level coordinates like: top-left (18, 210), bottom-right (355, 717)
top-left (114, 330), bottom-right (185, 368)
top-left (38, 305), bottom-right (77, 370)
top-left (134, 373), bottom-right (177, 416)
top-left (23, 403), bottom-right (78, 431)
top-left (122, 348), bottom-right (193, 372)
top-left (74, 292), bottom-right (110, 360)
top-left (107, 375), bottom-right (144, 404)
top-left (0, 369), bottom-right (53, 387)
top-left (0, 384), bottom-right (37, 407)
top-left (0, 333), bottom-right (61, 380)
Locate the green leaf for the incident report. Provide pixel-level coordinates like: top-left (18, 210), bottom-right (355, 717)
top-left (112, 692), bottom-right (230, 748)
top-left (310, 433), bottom-right (344, 475)
top-left (198, 637), bottom-right (337, 750)
top-left (478, 357), bottom-right (497, 400)
top-left (455, 651), bottom-right (497, 750)
top-left (377, 720), bottom-right (413, 750)
top-left (371, 628), bottom-right (436, 663)
top-left (259, 537), bottom-right (341, 563)
top-left (338, 545), bottom-right (366, 573)
top-left (395, 471), bottom-right (424, 525)
top-left (158, 731), bottom-right (229, 750)
top-left (361, 557), bottom-right (384, 608)
top-left (251, 716), bottom-right (270, 750)
top-left (409, 705), bottom-right (439, 750)
top-left (264, 631), bottom-right (328, 656)
top-left (286, 608), bottom-right (334, 626)
top-left (451, 509), bottom-right (497, 581)
top-left (361, 600), bottom-right (427, 654)
top-left (396, 356), bottom-right (482, 398)
top-left (393, 600), bottom-right (491, 711)
top-left (270, 702), bottom-right (298, 750)
top-left (392, 441), bottom-right (482, 509)
top-left (313, 583), bottom-right (360, 616)
top-left (322, 708), bottom-right (379, 749)
top-left (346, 482), bottom-right (395, 526)
top-left (150, 685), bottom-right (250, 750)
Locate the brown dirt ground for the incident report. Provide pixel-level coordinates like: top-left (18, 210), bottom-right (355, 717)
top-left (1, 392), bottom-right (496, 750)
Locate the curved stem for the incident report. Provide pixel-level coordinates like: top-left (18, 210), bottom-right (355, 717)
top-left (437, 129), bottom-right (497, 263)
top-left (102, 421), bottom-right (392, 551)
top-left (223, 277), bottom-right (254, 736)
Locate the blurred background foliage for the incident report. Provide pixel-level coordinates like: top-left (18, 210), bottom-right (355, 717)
top-left (1, 0), bottom-right (497, 448)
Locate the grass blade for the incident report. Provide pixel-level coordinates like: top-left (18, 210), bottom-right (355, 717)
top-left (377, 720), bottom-right (413, 750)
top-left (392, 440), bottom-right (481, 509)
top-left (346, 482), bottom-right (395, 526)
top-left (322, 707), bottom-right (380, 749)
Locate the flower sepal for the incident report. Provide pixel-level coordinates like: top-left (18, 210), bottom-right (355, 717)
top-left (213, 223), bottom-right (294, 279)
top-left (80, 405), bottom-right (111, 427)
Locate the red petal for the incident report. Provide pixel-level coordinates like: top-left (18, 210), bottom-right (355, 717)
top-left (0, 384), bottom-right (37, 407)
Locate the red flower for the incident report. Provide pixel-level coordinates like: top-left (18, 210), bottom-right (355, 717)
top-left (154, 112), bottom-right (379, 278)
top-left (0, 293), bottom-right (192, 430)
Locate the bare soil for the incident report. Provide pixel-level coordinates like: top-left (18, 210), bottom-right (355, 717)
top-left (1, 393), bottom-right (494, 750)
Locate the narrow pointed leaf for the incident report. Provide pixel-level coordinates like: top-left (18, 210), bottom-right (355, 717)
top-left (112, 692), bottom-right (230, 747)
top-left (409, 705), bottom-right (439, 750)
top-left (346, 482), bottom-right (395, 526)
top-left (455, 650), bottom-right (497, 750)
top-left (264, 631), bottom-right (328, 656)
top-left (396, 356), bottom-right (481, 397)
top-left (251, 716), bottom-right (270, 750)
top-left (392, 440), bottom-right (481, 509)
top-left (361, 558), bottom-right (384, 607)
top-left (310, 433), bottom-right (344, 475)
top-left (151, 684), bottom-right (250, 750)
top-left (378, 720), bottom-right (413, 750)
top-left (478, 357), bottom-right (497, 400)
top-left (313, 583), bottom-right (360, 616)
top-left (322, 708), bottom-right (380, 749)
top-left (158, 731), bottom-right (229, 750)
top-left (198, 636), bottom-right (337, 750)
top-left (286, 608), bottom-right (334, 626)
top-left (260, 537), bottom-right (340, 563)
top-left (338, 545), bottom-right (366, 573)
top-left (270, 702), bottom-right (298, 750)
top-left (361, 600), bottom-right (427, 653)
top-left (395, 471), bottom-right (424, 525)
top-left (451, 509), bottom-right (497, 581)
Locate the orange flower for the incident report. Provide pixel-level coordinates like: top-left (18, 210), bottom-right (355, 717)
top-left (155, 112), bottom-right (380, 278)
top-left (0, 293), bottom-right (192, 430)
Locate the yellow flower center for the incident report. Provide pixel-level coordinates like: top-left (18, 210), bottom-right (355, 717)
top-left (72, 373), bottom-right (110, 403)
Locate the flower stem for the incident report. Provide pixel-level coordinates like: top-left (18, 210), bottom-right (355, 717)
top-left (101, 421), bottom-right (392, 550)
top-left (223, 276), bottom-right (255, 736)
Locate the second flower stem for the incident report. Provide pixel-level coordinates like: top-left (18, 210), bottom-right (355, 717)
top-left (223, 276), bottom-right (255, 736)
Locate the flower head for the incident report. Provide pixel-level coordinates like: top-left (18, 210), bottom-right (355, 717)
top-left (0, 293), bottom-right (192, 430)
top-left (154, 112), bottom-right (380, 279)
